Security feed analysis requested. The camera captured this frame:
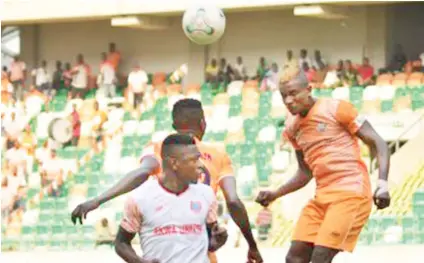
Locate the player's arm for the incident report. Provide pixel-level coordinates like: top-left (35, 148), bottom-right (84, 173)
top-left (71, 156), bottom-right (159, 224)
top-left (205, 193), bottom-right (227, 252)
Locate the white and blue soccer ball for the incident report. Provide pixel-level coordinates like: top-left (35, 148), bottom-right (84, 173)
top-left (182, 5), bottom-right (226, 45)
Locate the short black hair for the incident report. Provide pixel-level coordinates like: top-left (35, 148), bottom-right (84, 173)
top-left (161, 133), bottom-right (196, 159)
top-left (171, 99), bottom-right (204, 128)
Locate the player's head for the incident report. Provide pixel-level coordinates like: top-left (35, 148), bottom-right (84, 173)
top-left (172, 99), bottom-right (206, 140)
top-left (279, 70), bottom-right (312, 116)
top-left (161, 133), bottom-right (201, 183)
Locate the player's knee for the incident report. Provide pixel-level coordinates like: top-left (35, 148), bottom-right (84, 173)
top-left (310, 246), bottom-right (338, 263)
top-left (285, 253), bottom-right (308, 263)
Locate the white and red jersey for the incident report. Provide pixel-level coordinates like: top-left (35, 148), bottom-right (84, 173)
top-left (121, 178), bottom-right (217, 263)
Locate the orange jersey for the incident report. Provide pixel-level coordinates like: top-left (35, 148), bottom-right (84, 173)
top-left (283, 98), bottom-right (371, 201)
top-left (139, 138), bottom-right (234, 193)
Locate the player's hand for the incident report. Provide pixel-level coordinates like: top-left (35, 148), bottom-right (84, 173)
top-left (71, 199), bottom-right (100, 225)
top-left (209, 225), bottom-right (228, 252)
top-left (247, 246), bottom-right (263, 263)
top-left (255, 190), bottom-right (279, 207)
top-left (373, 179), bottom-right (391, 209)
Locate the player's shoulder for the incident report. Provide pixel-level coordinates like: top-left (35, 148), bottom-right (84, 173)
top-left (129, 178), bottom-right (160, 202)
top-left (198, 141), bottom-right (229, 158)
top-left (190, 183), bottom-right (215, 200)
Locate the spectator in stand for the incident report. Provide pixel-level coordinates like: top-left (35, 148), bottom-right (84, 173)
top-left (205, 58), bottom-right (219, 83)
top-left (342, 60), bottom-right (359, 87)
top-left (218, 58), bottom-right (234, 84)
top-left (31, 60), bottom-right (51, 97)
top-left (63, 62), bottom-right (72, 88)
top-left (71, 54), bottom-right (91, 99)
top-left (19, 125), bottom-right (37, 155)
top-left (283, 50), bottom-right (298, 77)
top-left (70, 104), bottom-right (81, 147)
top-left (315, 61), bottom-right (328, 87)
top-left (5, 141), bottom-right (28, 178)
top-left (4, 112), bottom-right (24, 149)
top-left (95, 218), bottom-right (115, 248)
top-left (302, 62), bottom-right (316, 83)
top-left (312, 50), bottom-right (326, 69)
top-left (2, 68), bottom-right (13, 105)
top-left (256, 57), bottom-right (269, 82)
top-left (9, 56), bottom-right (27, 102)
top-left (6, 166), bottom-right (26, 197)
top-left (11, 186), bottom-right (27, 216)
top-left (108, 42), bottom-right (121, 72)
top-left (233, 56), bottom-right (248, 81)
top-left (389, 44), bottom-right (407, 72)
top-left (323, 63), bottom-right (342, 89)
top-left (298, 49), bottom-right (312, 69)
top-left (35, 140), bottom-right (51, 168)
top-left (52, 61), bottom-right (63, 93)
top-left (1, 177), bottom-right (14, 222)
top-left (127, 63), bottom-right (148, 110)
top-left (91, 101), bottom-right (108, 150)
top-left (40, 149), bottom-right (63, 193)
top-left (97, 52), bottom-right (116, 98)
top-left (256, 206), bottom-right (273, 241)
top-left (358, 57), bottom-right (375, 86)
top-left (261, 62), bottom-right (280, 91)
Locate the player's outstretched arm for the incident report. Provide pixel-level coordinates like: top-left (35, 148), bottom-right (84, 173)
top-left (256, 150), bottom-right (312, 206)
top-left (220, 177), bottom-right (263, 263)
top-left (115, 227), bottom-right (159, 263)
top-left (71, 156), bottom-right (159, 224)
top-left (355, 120), bottom-right (391, 209)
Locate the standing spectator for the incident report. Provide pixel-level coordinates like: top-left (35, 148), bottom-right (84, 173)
top-left (91, 101), bottom-right (108, 150)
top-left (358, 57), bottom-right (375, 86)
top-left (52, 61), bottom-right (63, 93)
top-left (9, 56), bottom-right (27, 102)
top-left (298, 49), bottom-right (312, 69)
top-left (283, 50), bottom-right (298, 75)
top-left (233, 56), bottom-right (248, 81)
top-left (63, 62), bottom-right (72, 88)
top-left (389, 44), bottom-right (407, 72)
top-left (342, 60), bottom-right (359, 87)
top-left (71, 54), bottom-right (90, 99)
top-left (312, 50), bottom-right (326, 69)
top-left (256, 206), bottom-right (273, 241)
top-left (108, 42), bottom-right (121, 72)
top-left (70, 104), bottom-right (81, 146)
top-left (35, 140), bottom-right (51, 167)
top-left (97, 52), bottom-right (116, 98)
top-left (19, 125), bottom-right (37, 155)
top-left (127, 64), bottom-right (148, 110)
top-left (40, 149), bottom-right (63, 191)
top-left (205, 58), bottom-right (219, 83)
top-left (256, 57), bottom-right (269, 81)
top-left (31, 60), bottom-right (51, 96)
top-left (302, 62), bottom-right (316, 83)
top-left (5, 141), bottom-right (28, 177)
top-left (4, 112), bottom-right (24, 149)
top-left (95, 218), bottom-right (115, 248)
top-left (1, 177), bottom-right (14, 222)
top-left (6, 166), bottom-right (26, 196)
top-left (2, 68), bottom-right (13, 105)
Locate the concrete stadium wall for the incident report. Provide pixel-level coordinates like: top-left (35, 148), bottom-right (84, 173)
top-left (20, 6), bottom-right (388, 85)
top-left (2, 245), bottom-right (422, 263)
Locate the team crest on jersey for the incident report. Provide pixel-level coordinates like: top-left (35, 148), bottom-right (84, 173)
top-left (316, 123), bottom-right (327, 132)
top-left (190, 201), bottom-right (202, 213)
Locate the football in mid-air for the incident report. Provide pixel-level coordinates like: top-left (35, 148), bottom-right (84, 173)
top-left (182, 5), bottom-right (226, 45)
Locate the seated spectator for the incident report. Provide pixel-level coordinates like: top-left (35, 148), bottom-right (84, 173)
top-left (95, 218), bottom-right (115, 248)
top-left (11, 186), bottom-right (27, 217)
top-left (19, 125), bottom-right (37, 155)
top-left (52, 61), bottom-right (63, 93)
top-left (40, 149), bottom-right (63, 192)
top-left (205, 58), bottom-right (219, 82)
top-left (312, 50), bottom-right (326, 69)
top-left (256, 57), bottom-right (269, 81)
top-left (35, 140), bottom-right (51, 167)
top-left (127, 63), bottom-right (148, 111)
top-left (342, 60), bottom-right (359, 87)
top-left (31, 60), bottom-right (52, 97)
top-left (389, 44), bottom-right (407, 72)
top-left (322, 66), bottom-right (342, 88)
top-left (4, 112), bottom-right (24, 149)
top-left (298, 49), bottom-right (312, 69)
top-left (218, 58), bottom-right (234, 84)
top-left (314, 61), bottom-right (328, 87)
top-left (233, 56), bottom-right (248, 81)
top-left (261, 62), bottom-right (280, 91)
top-left (71, 54), bottom-right (91, 99)
top-left (97, 52), bottom-right (116, 98)
top-left (6, 166), bottom-right (26, 197)
top-left (63, 63), bottom-right (73, 88)
top-left (1, 177), bottom-right (14, 223)
top-left (358, 57), bottom-right (375, 86)
top-left (302, 62), bottom-right (316, 82)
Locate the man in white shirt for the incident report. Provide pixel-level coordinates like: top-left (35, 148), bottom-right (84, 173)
top-left (97, 52), bottom-right (116, 98)
top-left (115, 134), bottom-right (227, 263)
top-left (71, 54), bottom-right (91, 99)
top-left (298, 49), bottom-right (312, 69)
top-left (233, 56), bottom-right (247, 81)
top-left (5, 141), bottom-right (28, 177)
top-left (127, 64), bottom-right (148, 110)
top-left (4, 112), bottom-right (24, 149)
top-left (40, 149), bottom-right (63, 191)
top-left (31, 60), bottom-right (52, 96)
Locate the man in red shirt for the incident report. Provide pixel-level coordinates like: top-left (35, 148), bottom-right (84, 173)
top-left (358, 57), bottom-right (375, 85)
top-left (70, 104), bottom-right (81, 146)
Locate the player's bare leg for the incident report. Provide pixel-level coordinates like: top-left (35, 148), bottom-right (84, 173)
top-left (285, 241), bottom-right (314, 263)
top-left (310, 245), bottom-right (339, 263)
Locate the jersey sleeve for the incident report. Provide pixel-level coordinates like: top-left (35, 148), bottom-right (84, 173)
top-left (218, 152), bottom-right (234, 183)
top-left (335, 100), bottom-right (366, 135)
top-left (121, 196), bottom-right (143, 234)
top-left (206, 190), bottom-right (218, 224)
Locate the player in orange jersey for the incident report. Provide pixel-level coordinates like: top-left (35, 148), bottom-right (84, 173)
top-left (256, 71), bottom-right (390, 263)
top-left (71, 99), bottom-right (263, 263)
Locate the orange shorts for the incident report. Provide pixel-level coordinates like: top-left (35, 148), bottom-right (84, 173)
top-left (292, 195), bottom-right (372, 252)
top-left (208, 252), bottom-right (217, 263)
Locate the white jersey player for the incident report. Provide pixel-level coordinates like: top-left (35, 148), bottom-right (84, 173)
top-left (115, 134), bottom-right (227, 263)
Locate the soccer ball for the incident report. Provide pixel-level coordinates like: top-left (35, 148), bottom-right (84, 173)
top-left (182, 5), bottom-right (226, 45)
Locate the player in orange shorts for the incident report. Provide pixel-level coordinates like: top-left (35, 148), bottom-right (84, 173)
top-left (71, 99), bottom-right (263, 263)
top-left (256, 71), bottom-right (391, 263)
